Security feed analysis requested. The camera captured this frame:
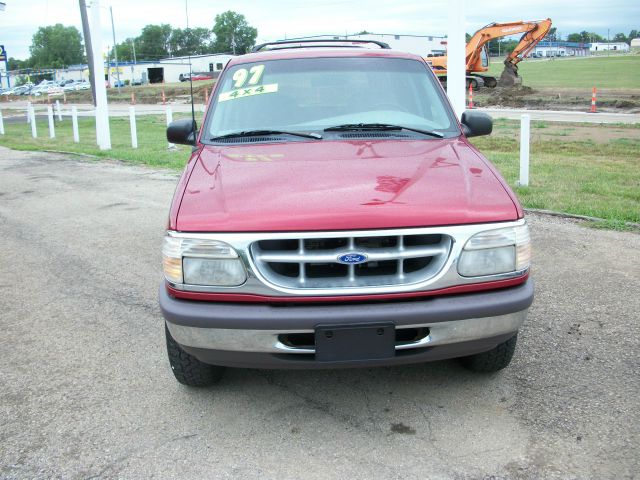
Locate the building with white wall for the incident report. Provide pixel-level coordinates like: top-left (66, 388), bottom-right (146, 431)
top-left (532, 41), bottom-right (591, 57)
top-left (278, 33), bottom-right (447, 57)
top-left (589, 42), bottom-right (630, 52)
top-left (8, 53), bottom-right (235, 87)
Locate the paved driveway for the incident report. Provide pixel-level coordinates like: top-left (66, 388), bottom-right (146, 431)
top-left (1, 149), bottom-right (638, 479)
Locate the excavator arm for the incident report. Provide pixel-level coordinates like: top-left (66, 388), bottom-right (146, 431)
top-left (427, 18), bottom-right (552, 88)
top-left (505, 18), bottom-right (553, 66)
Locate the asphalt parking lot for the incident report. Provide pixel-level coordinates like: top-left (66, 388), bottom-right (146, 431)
top-left (1, 148), bottom-right (638, 479)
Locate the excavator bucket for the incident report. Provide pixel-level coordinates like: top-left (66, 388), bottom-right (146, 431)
top-left (498, 62), bottom-right (522, 87)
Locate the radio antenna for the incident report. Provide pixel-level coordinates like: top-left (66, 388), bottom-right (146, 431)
top-left (185, 0), bottom-right (196, 144)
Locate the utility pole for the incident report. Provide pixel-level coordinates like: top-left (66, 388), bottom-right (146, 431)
top-left (90, 0), bottom-right (111, 150)
top-left (109, 6), bottom-right (121, 92)
top-left (447, 0), bottom-right (466, 118)
top-left (79, 0), bottom-right (96, 105)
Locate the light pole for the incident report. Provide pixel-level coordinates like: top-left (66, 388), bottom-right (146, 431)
top-left (109, 6), bottom-right (121, 92)
top-left (130, 38), bottom-right (137, 64)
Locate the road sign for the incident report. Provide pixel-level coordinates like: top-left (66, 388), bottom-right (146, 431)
top-left (0, 45), bottom-right (6, 62)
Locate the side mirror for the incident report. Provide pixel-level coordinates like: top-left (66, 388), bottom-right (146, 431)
top-left (167, 118), bottom-right (198, 146)
top-left (461, 110), bottom-right (493, 138)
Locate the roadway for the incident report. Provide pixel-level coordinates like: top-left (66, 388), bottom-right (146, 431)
top-left (1, 148), bottom-right (638, 478)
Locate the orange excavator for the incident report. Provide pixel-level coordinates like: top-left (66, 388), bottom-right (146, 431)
top-left (427, 18), bottom-right (552, 88)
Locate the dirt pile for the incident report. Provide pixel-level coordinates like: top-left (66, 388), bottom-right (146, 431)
top-left (484, 85), bottom-right (536, 108)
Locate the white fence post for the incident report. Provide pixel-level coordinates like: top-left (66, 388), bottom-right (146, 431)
top-left (519, 114), bottom-right (530, 187)
top-left (47, 106), bottom-right (55, 139)
top-left (27, 102), bottom-right (32, 124)
top-left (29, 105), bottom-right (37, 138)
top-left (55, 100), bottom-right (63, 121)
top-left (166, 106), bottom-right (174, 148)
top-left (0, 109), bottom-right (4, 135)
top-left (71, 106), bottom-right (80, 143)
top-left (129, 106), bottom-right (138, 149)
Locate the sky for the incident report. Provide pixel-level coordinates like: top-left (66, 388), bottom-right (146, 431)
top-left (1, 0), bottom-right (638, 60)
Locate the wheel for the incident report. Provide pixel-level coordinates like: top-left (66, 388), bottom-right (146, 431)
top-left (459, 334), bottom-right (518, 373)
top-left (165, 324), bottom-right (225, 387)
top-left (466, 78), bottom-right (479, 90)
top-left (483, 77), bottom-right (497, 88)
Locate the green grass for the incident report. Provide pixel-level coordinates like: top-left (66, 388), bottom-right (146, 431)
top-left (0, 115), bottom-right (195, 169)
top-left (471, 134), bottom-right (640, 223)
top-left (487, 55), bottom-right (640, 89)
top-left (0, 116), bottom-right (639, 225)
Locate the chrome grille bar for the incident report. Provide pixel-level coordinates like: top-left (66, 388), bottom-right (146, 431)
top-left (251, 233), bottom-right (452, 290)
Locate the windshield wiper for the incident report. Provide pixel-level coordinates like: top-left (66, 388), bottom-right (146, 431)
top-left (324, 123), bottom-right (444, 138)
top-left (210, 129), bottom-right (322, 141)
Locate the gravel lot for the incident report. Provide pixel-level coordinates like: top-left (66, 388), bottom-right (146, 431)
top-left (1, 148), bottom-right (638, 479)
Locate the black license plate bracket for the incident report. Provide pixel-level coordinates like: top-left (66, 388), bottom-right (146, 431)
top-left (314, 323), bottom-right (395, 362)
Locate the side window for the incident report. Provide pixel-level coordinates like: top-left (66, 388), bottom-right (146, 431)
top-left (216, 63), bottom-right (223, 71)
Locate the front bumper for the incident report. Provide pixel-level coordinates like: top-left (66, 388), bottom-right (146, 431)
top-left (160, 279), bottom-right (533, 369)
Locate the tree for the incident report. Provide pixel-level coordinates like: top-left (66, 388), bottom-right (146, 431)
top-left (612, 33), bottom-right (627, 43)
top-left (8, 57), bottom-right (31, 71)
top-left (627, 30), bottom-right (638, 42)
top-left (169, 28), bottom-right (213, 56)
top-left (545, 27), bottom-right (557, 42)
top-left (29, 24), bottom-right (85, 68)
top-left (567, 31), bottom-right (603, 43)
top-left (137, 24), bottom-right (172, 60)
top-left (110, 38), bottom-right (135, 63)
top-left (212, 11), bottom-right (257, 54)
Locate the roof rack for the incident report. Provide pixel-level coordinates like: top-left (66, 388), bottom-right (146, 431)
top-left (251, 39), bottom-right (391, 53)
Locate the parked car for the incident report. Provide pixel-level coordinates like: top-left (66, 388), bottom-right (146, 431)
top-left (161, 40), bottom-right (534, 386)
top-left (191, 73), bottom-right (213, 81)
top-left (3, 85), bottom-right (32, 96)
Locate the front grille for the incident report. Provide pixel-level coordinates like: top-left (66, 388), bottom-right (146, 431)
top-left (250, 232), bottom-right (452, 289)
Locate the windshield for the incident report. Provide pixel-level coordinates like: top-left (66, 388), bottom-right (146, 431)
top-left (205, 56), bottom-right (459, 140)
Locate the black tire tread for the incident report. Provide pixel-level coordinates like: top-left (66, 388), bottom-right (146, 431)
top-left (165, 324), bottom-right (225, 387)
top-left (459, 334), bottom-right (518, 373)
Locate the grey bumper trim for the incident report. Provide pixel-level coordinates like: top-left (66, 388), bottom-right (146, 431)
top-left (167, 311), bottom-right (526, 353)
top-left (159, 279), bottom-right (533, 331)
top-left (160, 279), bottom-right (533, 354)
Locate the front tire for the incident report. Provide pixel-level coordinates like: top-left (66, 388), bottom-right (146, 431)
top-left (165, 324), bottom-right (225, 387)
top-left (459, 334), bottom-right (518, 372)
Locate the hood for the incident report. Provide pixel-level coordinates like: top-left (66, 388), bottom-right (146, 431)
top-left (176, 138), bottom-right (519, 232)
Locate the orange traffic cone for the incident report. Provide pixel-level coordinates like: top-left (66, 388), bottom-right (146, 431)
top-left (205, 88), bottom-right (209, 105)
top-left (131, 91), bottom-right (136, 105)
top-left (162, 89), bottom-right (166, 105)
top-left (590, 87), bottom-right (597, 113)
top-left (468, 83), bottom-right (475, 109)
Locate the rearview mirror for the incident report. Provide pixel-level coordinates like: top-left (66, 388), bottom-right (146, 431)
top-left (461, 111), bottom-right (492, 138)
top-left (167, 118), bottom-right (198, 146)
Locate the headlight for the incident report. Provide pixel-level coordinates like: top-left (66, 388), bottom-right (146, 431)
top-left (458, 224), bottom-right (530, 277)
top-left (162, 235), bottom-right (247, 286)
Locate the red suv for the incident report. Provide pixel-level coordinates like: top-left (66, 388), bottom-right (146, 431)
top-left (161, 40), bottom-right (533, 386)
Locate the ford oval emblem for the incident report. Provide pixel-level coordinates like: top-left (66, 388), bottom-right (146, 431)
top-left (337, 252), bottom-right (368, 265)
